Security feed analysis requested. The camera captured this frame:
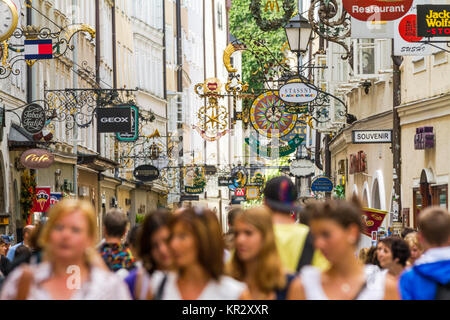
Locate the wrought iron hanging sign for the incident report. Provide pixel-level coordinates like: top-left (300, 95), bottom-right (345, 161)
top-left (21, 103), bottom-right (46, 134)
top-left (96, 107), bottom-right (133, 133)
top-left (229, 166), bottom-right (248, 191)
top-left (116, 105), bottom-right (139, 142)
top-left (133, 165), bottom-right (160, 182)
top-left (245, 134), bottom-right (304, 158)
top-left (184, 166), bottom-right (206, 194)
top-left (250, 0), bottom-right (296, 31)
top-left (250, 91), bottom-right (297, 138)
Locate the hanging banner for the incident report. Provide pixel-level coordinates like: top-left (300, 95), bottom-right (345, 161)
top-left (351, 18), bottom-right (394, 39)
top-left (417, 4), bottom-right (450, 37)
top-left (362, 208), bottom-right (387, 237)
top-left (49, 192), bottom-right (62, 207)
top-left (344, 0), bottom-right (414, 22)
top-left (245, 135), bottom-right (304, 158)
top-left (31, 187), bottom-right (51, 213)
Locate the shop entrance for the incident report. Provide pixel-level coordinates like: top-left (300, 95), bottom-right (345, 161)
top-left (413, 169), bottom-right (448, 228)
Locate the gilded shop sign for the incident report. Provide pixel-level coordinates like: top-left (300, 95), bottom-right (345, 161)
top-left (20, 149), bottom-right (54, 169)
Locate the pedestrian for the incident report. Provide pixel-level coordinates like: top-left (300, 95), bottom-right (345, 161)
top-left (99, 208), bottom-right (136, 278)
top-left (263, 176), bottom-right (329, 273)
top-left (288, 199), bottom-right (399, 300)
top-left (0, 237), bottom-right (12, 278)
top-left (404, 232), bottom-right (424, 267)
top-left (401, 227), bottom-right (416, 240)
top-left (228, 207), bottom-right (296, 300)
top-left (224, 207), bottom-right (242, 252)
top-left (154, 207), bottom-right (250, 300)
top-left (376, 237), bottom-right (410, 278)
top-left (6, 225), bottom-right (35, 262)
top-left (358, 248), bottom-right (369, 264)
top-left (125, 209), bottom-right (173, 300)
top-left (126, 225), bottom-right (140, 262)
top-left (399, 207), bottom-right (450, 300)
top-left (0, 199), bottom-right (131, 299)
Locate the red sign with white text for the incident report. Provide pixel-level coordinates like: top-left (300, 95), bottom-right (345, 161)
top-left (31, 187), bottom-right (51, 213)
top-left (344, 0), bottom-right (413, 21)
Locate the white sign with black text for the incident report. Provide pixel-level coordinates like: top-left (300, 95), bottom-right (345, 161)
top-left (352, 130), bottom-right (393, 144)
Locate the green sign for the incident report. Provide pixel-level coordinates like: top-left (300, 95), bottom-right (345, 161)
top-left (116, 105), bottom-right (139, 142)
top-left (245, 134), bottom-right (304, 158)
top-left (185, 186), bottom-right (205, 194)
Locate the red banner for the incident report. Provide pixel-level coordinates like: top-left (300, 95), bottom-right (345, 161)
top-left (344, 0), bottom-right (413, 22)
top-left (361, 208), bottom-right (387, 237)
top-left (31, 187), bottom-right (51, 213)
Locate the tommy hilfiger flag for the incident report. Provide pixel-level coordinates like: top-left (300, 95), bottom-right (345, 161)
top-left (24, 39), bottom-right (53, 60)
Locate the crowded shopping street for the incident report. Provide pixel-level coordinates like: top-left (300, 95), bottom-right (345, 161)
top-left (0, 0), bottom-right (449, 314)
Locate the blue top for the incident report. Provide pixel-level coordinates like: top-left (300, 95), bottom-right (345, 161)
top-left (125, 268), bottom-right (139, 300)
top-left (6, 242), bottom-right (23, 262)
top-left (399, 247), bottom-right (450, 300)
top-left (275, 274), bottom-right (296, 300)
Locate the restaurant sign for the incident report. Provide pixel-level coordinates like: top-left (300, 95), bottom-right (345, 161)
top-left (20, 149), bottom-right (54, 169)
top-left (344, 0), bottom-right (413, 22)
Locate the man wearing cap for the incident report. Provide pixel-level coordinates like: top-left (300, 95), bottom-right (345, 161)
top-left (263, 176), bottom-right (329, 273)
top-left (6, 225), bottom-right (35, 262)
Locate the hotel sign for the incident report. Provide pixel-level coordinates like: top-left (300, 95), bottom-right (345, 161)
top-left (352, 130), bottom-right (393, 144)
top-left (417, 5), bottom-right (450, 37)
top-left (344, 0), bottom-right (413, 22)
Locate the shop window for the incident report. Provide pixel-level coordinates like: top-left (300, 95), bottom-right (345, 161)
top-left (413, 185), bottom-right (448, 228)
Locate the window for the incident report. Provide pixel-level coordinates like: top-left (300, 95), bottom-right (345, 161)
top-left (433, 50), bottom-right (448, 67)
top-left (352, 39), bottom-right (392, 78)
top-left (412, 56), bottom-right (426, 74)
top-left (413, 184), bottom-right (448, 228)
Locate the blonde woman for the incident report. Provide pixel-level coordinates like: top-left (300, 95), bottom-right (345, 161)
top-left (228, 207), bottom-right (296, 300)
top-left (404, 232), bottom-right (424, 267)
top-left (0, 199), bottom-right (131, 300)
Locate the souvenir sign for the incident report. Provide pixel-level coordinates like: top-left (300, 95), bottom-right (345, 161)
top-left (133, 165), bottom-right (160, 182)
top-left (31, 187), bottom-right (51, 213)
top-left (362, 208), bottom-right (387, 237)
top-left (21, 104), bottom-right (46, 134)
top-left (117, 105), bottom-right (139, 142)
top-left (278, 82), bottom-right (318, 104)
top-left (289, 159), bottom-right (315, 177)
top-left (417, 5), bottom-right (450, 37)
top-left (311, 176), bottom-right (334, 192)
top-left (352, 130), bottom-right (393, 144)
top-left (250, 91), bottom-right (297, 138)
top-left (344, 0), bottom-right (413, 22)
top-left (20, 149), bottom-right (54, 169)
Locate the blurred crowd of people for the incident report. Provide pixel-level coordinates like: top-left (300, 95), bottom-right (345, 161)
top-left (0, 175), bottom-right (448, 300)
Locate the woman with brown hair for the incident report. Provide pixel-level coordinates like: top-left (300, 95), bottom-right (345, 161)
top-left (0, 199), bottom-right (130, 300)
top-left (228, 207), bottom-right (296, 300)
top-left (154, 207), bottom-right (250, 300)
top-left (288, 199), bottom-right (399, 300)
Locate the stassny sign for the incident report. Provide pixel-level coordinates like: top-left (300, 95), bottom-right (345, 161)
top-left (352, 130), bottom-right (393, 144)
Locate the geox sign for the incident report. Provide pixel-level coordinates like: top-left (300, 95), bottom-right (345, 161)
top-left (97, 107), bottom-right (133, 133)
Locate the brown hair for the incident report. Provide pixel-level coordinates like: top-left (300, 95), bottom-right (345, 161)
top-left (138, 209), bottom-right (171, 274)
top-left (228, 207), bottom-right (286, 294)
top-left (418, 207), bottom-right (450, 246)
top-left (39, 199), bottom-right (98, 263)
top-left (169, 207), bottom-right (224, 280)
top-left (304, 197), bottom-right (364, 242)
top-left (379, 236), bottom-right (411, 267)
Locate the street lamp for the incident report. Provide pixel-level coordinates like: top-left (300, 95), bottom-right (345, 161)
top-left (285, 14), bottom-right (313, 55)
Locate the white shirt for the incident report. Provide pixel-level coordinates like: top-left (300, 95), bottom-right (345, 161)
top-left (154, 271), bottom-right (247, 300)
top-left (0, 262), bottom-right (131, 300)
top-left (300, 265), bottom-right (387, 300)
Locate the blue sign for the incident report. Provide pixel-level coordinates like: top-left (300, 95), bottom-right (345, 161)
top-left (311, 176), bottom-right (334, 192)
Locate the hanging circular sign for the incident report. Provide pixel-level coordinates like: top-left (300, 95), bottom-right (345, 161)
top-left (21, 104), bottom-right (46, 134)
top-left (20, 149), bottom-right (54, 169)
top-left (343, 0), bottom-right (413, 22)
top-left (250, 91), bottom-right (297, 138)
top-left (279, 82), bottom-right (318, 104)
top-left (289, 159), bottom-right (315, 177)
top-left (230, 166), bottom-right (248, 189)
top-left (311, 176), bottom-right (334, 192)
top-left (133, 165), bottom-right (160, 182)
top-left (399, 14), bottom-right (422, 43)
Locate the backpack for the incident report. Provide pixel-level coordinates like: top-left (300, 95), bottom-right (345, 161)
top-left (435, 282), bottom-right (450, 300)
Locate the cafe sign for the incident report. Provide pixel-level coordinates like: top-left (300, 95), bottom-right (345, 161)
top-left (279, 82), bottom-right (318, 104)
top-left (20, 149), bottom-right (54, 169)
top-left (343, 0), bottom-right (413, 22)
top-left (133, 165), bottom-right (160, 182)
top-left (21, 104), bottom-right (46, 134)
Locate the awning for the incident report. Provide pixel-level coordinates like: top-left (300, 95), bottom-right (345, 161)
top-left (78, 153), bottom-right (119, 172)
top-left (8, 123), bottom-right (37, 150)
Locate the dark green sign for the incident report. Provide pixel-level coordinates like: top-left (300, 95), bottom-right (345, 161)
top-left (117, 105), bottom-right (139, 142)
top-left (245, 134), bottom-right (304, 158)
